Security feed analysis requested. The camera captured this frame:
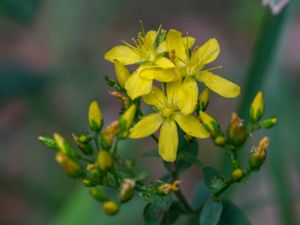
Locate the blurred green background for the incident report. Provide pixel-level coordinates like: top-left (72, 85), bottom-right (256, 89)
top-left (0, 0), bottom-right (299, 225)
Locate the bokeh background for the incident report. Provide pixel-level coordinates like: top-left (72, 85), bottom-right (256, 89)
top-left (0, 0), bottom-right (299, 225)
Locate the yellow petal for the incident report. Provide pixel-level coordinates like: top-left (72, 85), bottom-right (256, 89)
top-left (139, 67), bottom-right (180, 82)
top-left (144, 30), bottom-right (157, 48)
top-left (174, 113), bottom-right (210, 138)
top-left (166, 81), bottom-right (181, 106)
top-left (189, 38), bottom-right (220, 70)
top-left (125, 69), bottom-right (153, 99)
top-left (154, 56), bottom-right (175, 69)
top-left (143, 86), bottom-right (165, 108)
top-left (182, 36), bottom-right (196, 49)
top-left (178, 77), bottom-right (198, 114)
top-left (166, 29), bottom-right (187, 62)
top-left (104, 46), bottom-right (142, 65)
top-left (156, 41), bottom-right (167, 54)
top-left (196, 71), bottom-right (240, 98)
top-left (159, 119), bottom-right (178, 162)
top-left (113, 60), bottom-right (130, 87)
top-left (129, 113), bottom-right (163, 138)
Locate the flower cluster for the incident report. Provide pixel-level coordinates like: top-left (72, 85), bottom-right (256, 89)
top-left (105, 27), bottom-right (240, 161)
top-left (38, 25), bottom-right (277, 221)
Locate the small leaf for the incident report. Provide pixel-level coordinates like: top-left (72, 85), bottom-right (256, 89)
top-left (217, 200), bottom-right (252, 225)
top-left (144, 204), bottom-right (164, 225)
top-left (199, 199), bottom-right (223, 225)
top-left (203, 167), bottom-right (226, 193)
top-left (162, 201), bottom-right (184, 225)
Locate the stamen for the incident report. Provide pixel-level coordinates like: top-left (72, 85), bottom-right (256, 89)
top-left (139, 20), bottom-right (145, 37)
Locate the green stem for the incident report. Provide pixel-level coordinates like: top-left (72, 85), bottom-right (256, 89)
top-left (174, 189), bottom-right (193, 213)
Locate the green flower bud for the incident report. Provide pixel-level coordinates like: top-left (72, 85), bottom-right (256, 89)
top-left (227, 113), bottom-right (247, 147)
top-left (82, 179), bottom-right (96, 187)
top-left (232, 168), bottom-right (243, 181)
top-left (97, 150), bottom-right (113, 171)
top-left (90, 187), bottom-right (106, 202)
top-left (214, 135), bottom-right (226, 146)
top-left (119, 104), bottom-right (137, 139)
top-left (55, 152), bottom-right (84, 177)
top-left (250, 91), bottom-right (264, 123)
top-left (38, 135), bottom-right (57, 150)
top-left (88, 101), bottom-right (103, 132)
top-left (53, 133), bottom-right (77, 158)
top-left (261, 117), bottom-right (277, 129)
top-left (102, 200), bottom-right (119, 216)
top-left (72, 133), bottom-right (93, 155)
top-left (199, 111), bottom-right (221, 137)
top-left (100, 120), bottom-right (120, 150)
top-left (119, 179), bottom-right (135, 202)
top-left (198, 88), bottom-right (209, 112)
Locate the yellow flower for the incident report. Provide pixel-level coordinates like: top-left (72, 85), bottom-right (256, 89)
top-left (153, 29), bottom-right (240, 114)
top-left (105, 29), bottom-right (180, 99)
top-left (129, 83), bottom-right (209, 162)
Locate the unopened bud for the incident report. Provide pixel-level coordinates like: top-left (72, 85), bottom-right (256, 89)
top-left (88, 101), bottom-right (103, 132)
top-left (72, 133), bottom-right (93, 155)
top-left (119, 179), bottom-right (135, 202)
top-left (250, 91), bottom-right (264, 123)
top-left (109, 91), bottom-right (130, 106)
top-left (90, 187), bottom-right (106, 202)
top-left (249, 137), bottom-right (269, 170)
top-left (157, 180), bottom-right (181, 195)
top-left (82, 179), bottom-right (96, 187)
top-left (227, 113), bottom-right (247, 147)
top-left (53, 133), bottom-right (77, 158)
top-left (100, 120), bottom-right (120, 150)
top-left (261, 117), bottom-right (277, 129)
top-left (119, 104), bottom-right (137, 139)
top-left (214, 135), bottom-right (226, 146)
top-left (55, 152), bottom-right (84, 177)
top-left (38, 135), bottom-right (57, 150)
top-left (198, 88), bottom-right (209, 112)
top-left (232, 168), bottom-right (243, 181)
top-left (97, 150), bottom-right (113, 171)
top-left (199, 111), bottom-right (221, 137)
top-left (114, 60), bottom-right (130, 88)
top-left (102, 200), bottom-right (119, 216)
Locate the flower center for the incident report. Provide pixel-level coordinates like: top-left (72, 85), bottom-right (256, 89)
top-left (160, 107), bottom-right (174, 119)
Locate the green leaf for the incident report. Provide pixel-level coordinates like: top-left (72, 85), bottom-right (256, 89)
top-left (199, 199), bottom-right (223, 225)
top-left (143, 149), bottom-right (160, 157)
top-left (217, 200), bottom-right (252, 225)
top-left (193, 181), bottom-right (211, 208)
top-left (162, 201), bottom-right (184, 225)
top-left (143, 204), bottom-right (164, 225)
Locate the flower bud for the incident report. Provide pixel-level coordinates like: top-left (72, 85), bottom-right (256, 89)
top-left (97, 150), bottom-right (113, 171)
top-left (102, 200), bottom-right (119, 216)
top-left (82, 178), bottom-right (96, 187)
top-left (53, 133), bottom-right (77, 158)
top-left (119, 104), bottom-right (137, 139)
top-left (90, 187), bottom-right (106, 202)
top-left (109, 91), bottom-right (130, 106)
top-left (198, 88), bottom-right (209, 112)
top-left (157, 180), bottom-right (181, 195)
top-left (227, 113), bottom-right (247, 147)
top-left (38, 135), bottom-right (57, 150)
top-left (55, 152), bottom-right (84, 177)
top-left (72, 133), bottom-right (93, 155)
top-left (249, 137), bottom-right (269, 171)
top-left (114, 60), bottom-right (130, 88)
top-left (232, 168), bottom-right (243, 181)
top-left (199, 111), bottom-right (221, 137)
top-left (119, 179), bottom-right (135, 202)
top-left (88, 101), bottom-right (103, 132)
top-left (250, 91), bottom-right (264, 123)
top-left (261, 117), bottom-right (277, 129)
top-left (214, 135), bottom-right (226, 146)
top-left (100, 120), bottom-right (120, 150)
